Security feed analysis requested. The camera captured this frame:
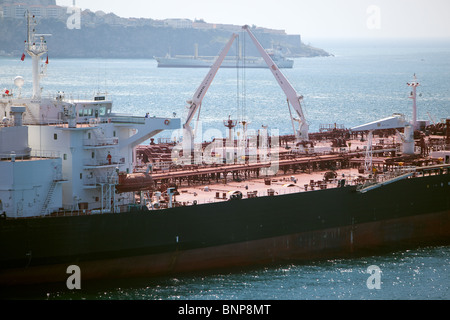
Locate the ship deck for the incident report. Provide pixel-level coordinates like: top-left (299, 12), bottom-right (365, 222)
top-left (144, 162), bottom-right (450, 210)
top-left (171, 168), bottom-right (359, 207)
top-left (135, 133), bottom-right (449, 210)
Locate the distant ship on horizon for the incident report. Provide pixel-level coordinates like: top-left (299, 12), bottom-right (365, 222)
top-left (154, 44), bottom-right (294, 69)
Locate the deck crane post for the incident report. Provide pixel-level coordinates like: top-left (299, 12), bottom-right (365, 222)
top-left (351, 114), bottom-right (414, 173)
top-left (182, 33), bottom-right (239, 160)
top-left (242, 25), bottom-right (309, 146)
top-left (351, 74), bottom-right (421, 172)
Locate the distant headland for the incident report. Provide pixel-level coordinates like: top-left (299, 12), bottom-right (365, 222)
top-left (0, 0), bottom-right (332, 59)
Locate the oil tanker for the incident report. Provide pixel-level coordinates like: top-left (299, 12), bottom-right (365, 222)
top-left (1, 167), bottom-right (449, 286)
top-left (0, 17), bottom-right (449, 287)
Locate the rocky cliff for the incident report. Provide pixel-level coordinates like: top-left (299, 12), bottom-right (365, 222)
top-left (0, 8), bottom-right (331, 59)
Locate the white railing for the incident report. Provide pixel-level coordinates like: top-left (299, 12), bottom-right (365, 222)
top-left (96, 176), bottom-right (119, 185)
top-left (84, 176), bottom-right (118, 187)
top-left (83, 138), bottom-right (119, 147)
top-left (83, 156), bottom-right (124, 167)
top-left (431, 144), bottom-right (450, 152)
top-left (0, 152), bottom-right (29, 160)
top-left (0, 121), bottom-right (12, 128)
top-left (109, 116), bottom-right (146, 125)
top-left (31, 150), bottom-right (62, 159)
top-left (0, 150), bottom-right (62, 160)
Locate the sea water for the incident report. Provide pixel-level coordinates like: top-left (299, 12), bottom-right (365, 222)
top-left (0, 38), bottom-right (449, 301)
top-left (2, 38), bottom-right (449, 137)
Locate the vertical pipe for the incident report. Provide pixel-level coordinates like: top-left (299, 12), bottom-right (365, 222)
top-left (32, 55), bottom-right (40, 99)
top-left (412, 85), bottom-right (417, 130)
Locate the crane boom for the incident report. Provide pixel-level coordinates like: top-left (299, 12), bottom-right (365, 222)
top-left (243, 25), bottom-right (309, 142)
top-left (182, 33), bottom-right (238, 159)
top-left (184, 33), bottom-right (239, 128)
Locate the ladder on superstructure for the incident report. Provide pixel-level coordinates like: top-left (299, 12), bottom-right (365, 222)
top-left (40, 181), bottom-right (57, 216)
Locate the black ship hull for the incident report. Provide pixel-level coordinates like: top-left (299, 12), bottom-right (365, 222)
top-left (1, 172), bottom-right (449, 286)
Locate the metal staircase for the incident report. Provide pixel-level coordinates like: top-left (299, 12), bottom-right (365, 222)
top-left (40, 181), bottom-right (57, 215)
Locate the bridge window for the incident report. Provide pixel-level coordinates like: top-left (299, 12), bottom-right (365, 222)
top-left (99, 107), bottom-right (107, 116)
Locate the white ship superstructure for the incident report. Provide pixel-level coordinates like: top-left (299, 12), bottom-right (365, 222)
top-left (0, 13), bottom-right (180, 218)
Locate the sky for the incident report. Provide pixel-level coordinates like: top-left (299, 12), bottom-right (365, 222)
top-left (57, 0), bottom-right (450, 42)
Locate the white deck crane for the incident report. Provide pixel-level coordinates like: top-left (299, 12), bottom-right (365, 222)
top-left (351, 74), bottom-right (420, 173)
top-left (351, 114), bottom-right (414, 173)
top-left (182, 33), bottom-right (239, 155)
top-left (243, 25), bottom-right (309, 144)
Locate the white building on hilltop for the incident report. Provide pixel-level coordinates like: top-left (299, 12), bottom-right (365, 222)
top-left (164, 19), bottom-right (193, 29)
top-left (0, 1), bottom-right (66, 19)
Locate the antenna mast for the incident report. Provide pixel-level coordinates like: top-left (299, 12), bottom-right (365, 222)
top-left (25, 11), bottom-right (48, 99)
top-left (407, 74), bottom-right (420, 130)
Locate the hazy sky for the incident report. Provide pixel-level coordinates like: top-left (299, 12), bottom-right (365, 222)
top-left (57, 0), bottom-right (450, 41)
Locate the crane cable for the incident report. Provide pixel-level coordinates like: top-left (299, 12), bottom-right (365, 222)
top-left (238, 30), bottom-right (247, 126)
top-left (287, 100), bottom-right (297, 137)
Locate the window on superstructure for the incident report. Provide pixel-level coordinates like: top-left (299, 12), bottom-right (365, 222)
top-left (99, 107), bottom-right (106, 116)
top-left (54, 134), bottom-right (58, 140)
top-left (64, 154), bottom-right (67, 160)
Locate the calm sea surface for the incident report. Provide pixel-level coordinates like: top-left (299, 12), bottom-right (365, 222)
top-left (1, 38), bottom-right (449, 301)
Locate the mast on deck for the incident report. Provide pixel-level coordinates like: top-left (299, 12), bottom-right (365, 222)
top-left (25, 11), bottom-right (50, 100)
top-left (407, 74), bottom-right (420, 130)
